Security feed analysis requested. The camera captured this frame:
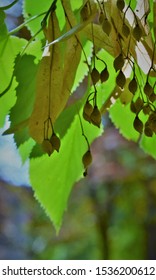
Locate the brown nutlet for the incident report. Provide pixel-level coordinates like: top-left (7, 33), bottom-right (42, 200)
top-left (100, 67), bottom-right (109, 82)
top-left (41, 139), bottom-right (54, 156)
top-left (50, 133), bottom-right (61, 152)
top-left (113, 54), bottom-right (124, 72)
top-left (102, 18), bottom-right (112, 36)
top-left (144, 125), bottom-right (153, 137)
top-left (122, 23), bottom-right (130, 37)
top-left (90, 105), bottom-right (101, 127)
top-left (128, 78), bottom-right (138, 94)
top-left (144, 82), bottom-right (153, 97)
top-left (91, 67), bottom-right (100, 85)
top-left (133, 24), bottom-right (142, 41)
top-left (116, 70), bottom-right (126, 88)
top-left (99, 12), bottom-right (104, 25)
top-left (83, 101), bottom-right (94, 122)
top-left (133, 116), bottom-right (143, 133)
top-left (80, 3), bottom-right (90, 21)
top-left (117, 0), bottom-right (125, 12)
top-left (82, 150), bottom-right (92, 169)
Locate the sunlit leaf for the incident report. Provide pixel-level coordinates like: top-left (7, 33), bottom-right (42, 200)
top-left (0, 36), bottom-right (26, 127)
top-left (3, 41), bottom-right (42, 163)
top-left (140, 134), bottom-right (156, 159)
top-left (109, 99), bottom-right (140, 142)
top-left (30, 111), bottom-right (102, 231)
top-left (23, 0), bottom-right (52, 39)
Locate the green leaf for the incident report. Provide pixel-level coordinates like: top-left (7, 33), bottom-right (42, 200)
top-left (55, 102), bottom-right (82, 139)
top-left (10, 54), bottom-right (38, 121)
top-left (140, 134), bottom-right (156, 159)
top-left (109, 99), bottom-right (140, 142)
top-left (0, 36), bottom-right (26, 127)
top-left (4, 41), bottom-right (42, 162)
top-left (30, 113), bottom-right (102, 231)
top-left (8, 54), bottom-right (38, 146)
top-left (0, 11), bottom-right (7, 39)
top-left (0, 78), bottom-right (17, 127)
top-left (18, 138), bottom-right (35, 163)
top-left (23, 0), bottom-right (52, 39)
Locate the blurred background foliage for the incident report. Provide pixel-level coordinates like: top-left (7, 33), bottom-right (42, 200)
top-left (0, 0), bottom-right (156, 260)
top-left (1, 121), bottom-right (156, 260)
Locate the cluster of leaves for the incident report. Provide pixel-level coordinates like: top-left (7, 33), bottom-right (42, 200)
top-left (0, 0), bottom-right (156, 230)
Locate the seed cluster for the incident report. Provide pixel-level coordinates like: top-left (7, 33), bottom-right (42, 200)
top-left (130, 73), bottom-right (156, 137)
top-left (42, 132), bottom-right (61, 156)
top-left (80, 0), bottom-right (156, 173)
top-left (114, 57), bottom-right (156, 137)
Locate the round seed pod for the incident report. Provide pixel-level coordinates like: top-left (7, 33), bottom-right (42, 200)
top-left (50, 133), bottom-right (61, 152)
top-left (83, 101), bottom-right (94, 122)
top-left (99, 12), bottom-right (104, 25)
top-left (149, 93), bottom-right (156, 102)
top-left (122, 23), bottom-right (130, 37)
top-left (150, 119), bottom-right (156, 133)
top-left (83, 101), bottom-right (93, 116)
top-left (134, 97), bottom-right (144, 114)
top-left (133, 116), bottom-right (143, 133)
top-left (145, 120), bottom-right (150, 127)
top-left (132, 24), bottom-right (142, 41)
top-left (116, 70), bottom-right (126, 88)
top-left (144, 82), bottom-right (153, 97)
top-left (80, 4), bottom-right (90, 21)
top-left (90, 105), bottom-right (101, 128)
top-left (148, 113), bottom-right (156, 122)
top-left (147, 113), bottom-right (156, 133)
top-left (113, 53), bottom-right (124, 72)
top-left (117, 0), bottom-right (125, 12)
top-left (128, 77), bottom-right (138, 94)
top-left (91, 67), bottom-right (100, 85)
top-left (142, 104), bottom-right (151, 115)
top-left (100, 67), bottom-right (109, 82)
top-left (144, 126), bottom-right (153, 137)
top-left (83, 112), bottom-right (90, 123)
top-left (82, 150), bottom-right (92, 169)
top-left (102, 17), bottom-right (112, 36)
top-left (130, 100), bottom-right (137, 114)
top-left (41, 139), bottom-right (54, 156)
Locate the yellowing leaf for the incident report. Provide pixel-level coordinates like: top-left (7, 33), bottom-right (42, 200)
top-left (29, 11), bottom-right (64, 143)
top-left (29, 2), bottom-right (82, 144)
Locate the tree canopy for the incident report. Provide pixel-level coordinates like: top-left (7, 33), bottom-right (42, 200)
top-left (0, 0), bottom-right (156, 230)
